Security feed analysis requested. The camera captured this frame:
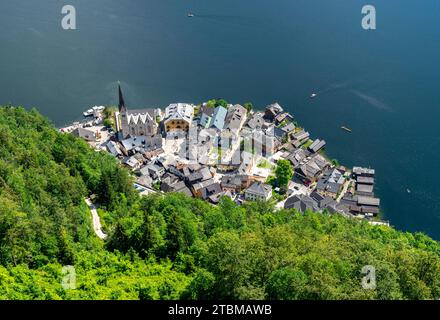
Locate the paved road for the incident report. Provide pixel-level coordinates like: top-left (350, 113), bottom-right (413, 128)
top-left (85, 198), bottom-right (108, 240)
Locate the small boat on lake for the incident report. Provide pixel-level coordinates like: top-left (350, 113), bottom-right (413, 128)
top-left (187, 13), bottom-right (195, 17)
top-left (310, 93), bottom-right (317, 99)
top-left (83, 106), bottom-right (105, 117)
top-left (341, 126), bottom-right (352, 133)
top-left (83, 109), bottom-right (94, 117)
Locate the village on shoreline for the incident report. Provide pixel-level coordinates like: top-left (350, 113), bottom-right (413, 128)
top-left (60, 85), bottom-right (389, 226)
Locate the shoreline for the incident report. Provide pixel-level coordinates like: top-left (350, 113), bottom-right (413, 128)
top-left (60, 99), bottom-right (389, 227)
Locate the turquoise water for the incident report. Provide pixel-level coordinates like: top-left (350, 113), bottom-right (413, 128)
top-left (1, 0), bottom-right (439, 238)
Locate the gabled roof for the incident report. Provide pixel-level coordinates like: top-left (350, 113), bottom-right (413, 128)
top-left (265, 103), bottom-right (284, 117)
top-left (356, 183), bottom-right (374, 193)
top-left (200, 183), bottom-right (223, 200)
top-left (121, 135), bottom-right (162, 153)
top-left (245, 182), bottom-right (272, 197)
top-left (106, 141), bottom-right (122, 156)
top-left (73, 127), bottom-right (96, 141)
top-left (225, 104), bottom-right (247, 130)
top-left (353, 167), bottom-right (375, 176)
top-left (356, 176), bottom-right (375, 185)
top-left (247, 113), bottom-right (265, 130)
top-left (308, 139), bottom-right (326, 153)
top-left (287, 148), bottom-right (308, 167)
top-left (199, 105), bottom-right (215, 117)
top-left (292, 130), bottom-right (310, 141)
top-left (316, 168), bottom-right (344, 193)
top-left (284, 195), bottom-right (319, 212)
top-left (165, 103), bottom-right (194, 122)
top-left (123, 156), bottom-right (141, 168)
top-left (275, 112), bottom-right (293, 123)
top-left (139, 163), bottom-right (164, 176)
top-left (210, 106), bottom-right (228, 130)
top-left (221, 175), bottom-right (245, 189)
top-left (281, 123), bottom-right (295, 133)
top-left (126, 110), bottom-right (156, 125)
top-left (357, 196), bottom-right (380, 206)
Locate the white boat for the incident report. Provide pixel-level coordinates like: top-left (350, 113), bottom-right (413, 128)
top-left (84, 106), bottom-right (105, 117)
top-left (187, 13), bottom-right (195, 17)
top-left (310, 93), bottom-right (317, 99)
top-left (83, 109), bottom-right (94, 117)
top-left (93, 106), bottom-right (105, 111)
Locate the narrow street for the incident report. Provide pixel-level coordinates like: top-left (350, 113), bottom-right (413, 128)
top-left (85, 198), bottom-right (108, 240)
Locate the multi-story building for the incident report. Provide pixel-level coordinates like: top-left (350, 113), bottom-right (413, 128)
top-left (164, 103), bottom-right (194, 132)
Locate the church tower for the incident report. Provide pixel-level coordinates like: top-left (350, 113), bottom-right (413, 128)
top-left (118, 83), bottom-right (130, 138)
top-left (118, 83), bottom-right (127, 114)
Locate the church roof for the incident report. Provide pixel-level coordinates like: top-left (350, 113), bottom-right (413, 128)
top-left (126, 110), bottom-right (156, 125)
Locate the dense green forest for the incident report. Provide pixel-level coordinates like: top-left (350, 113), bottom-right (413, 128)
top-left (0, 106), bottom-right (440, 300)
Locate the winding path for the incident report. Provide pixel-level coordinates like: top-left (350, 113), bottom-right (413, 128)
top-left (85, 198), bottom-right (108, 240)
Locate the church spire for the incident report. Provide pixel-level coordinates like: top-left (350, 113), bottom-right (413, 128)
top-left (118, 82), bottom-right (127, 113)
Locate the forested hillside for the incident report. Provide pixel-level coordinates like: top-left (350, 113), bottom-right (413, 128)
top-left (0, 106), bottom-right (439, 300)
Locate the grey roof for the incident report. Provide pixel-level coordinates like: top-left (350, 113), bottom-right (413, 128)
top-left (266, 125), bottom-right (286, 140)
top-left (313, 154), bottom-right (330, 169)
top-left (310, 191), bottom-right (325, 203)
top-left (284, 195), bottom-right (319, 212)
top-left (188, 171), bottom-right (203, 183)
top-left (360, 206), bottom-right (380, 214)
top-left (121, 135), bottom-right (162, 153)
top-left (192, 178), bottom-right (215, 192)
top-left (199, 105), bottom-right (215, 117)
top-left (73, 127), bottom-right (96, 141)
top-left (353, 167), bottom-right (375, 176)
top-left (140, 163), bottom-right (165, 177)
top-left (161, 173), bottom-right (180, 185)
top-left (287, 148), bottom-right (308, 167)
top-left (357, 196), bottom-right (380, 207)
top-left (281, 123), bottom-right (295, 133)
top-left (161, 179), bottom-right (192, 197)
top-left (341, 195), bottom-right (358, 206)
top-left (225, 104), bottom-right (247, 130)
top-left (316, 169), bottom-right (344, 194)
top-left (356, 184), bottom-right (374, 193)
top-left (292, 130), bottom-right (310, 141)
top-left (136, 175), bottom-right (153, 187)
top-left (106, 141), bottom-right (122, 157)
top-left (245, 182), bottom-right (272, 197)
top-left (265, 103), bottom-right (284, 118)
top-left (200, 182), bottom-right (223, 200)
top-left (221, 175), bottom-right (247, 190)
top-left (123, 156), bottom-right (140, 168)
top-left (275, 112), bottom-right (293, 124)
top-left (308, 139), bottom-right (326, 153)
top-left (247, 113), bottom-right (265, 130)
top-left (356, 176), bottom-right (375, 185)
top-left (296, 154), bottom-right (330, 181)
top-left (199, 167), bottom-right (213, 181)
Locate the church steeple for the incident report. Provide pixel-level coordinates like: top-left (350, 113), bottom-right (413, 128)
top-left (118, 82), bottom-right (127, 113)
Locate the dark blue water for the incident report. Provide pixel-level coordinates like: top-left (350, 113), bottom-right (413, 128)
top-left (1, 0), bottom-right (439, 238)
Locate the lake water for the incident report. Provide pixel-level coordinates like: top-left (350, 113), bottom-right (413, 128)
top-left (1, 0), bottom-right (439, 239)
